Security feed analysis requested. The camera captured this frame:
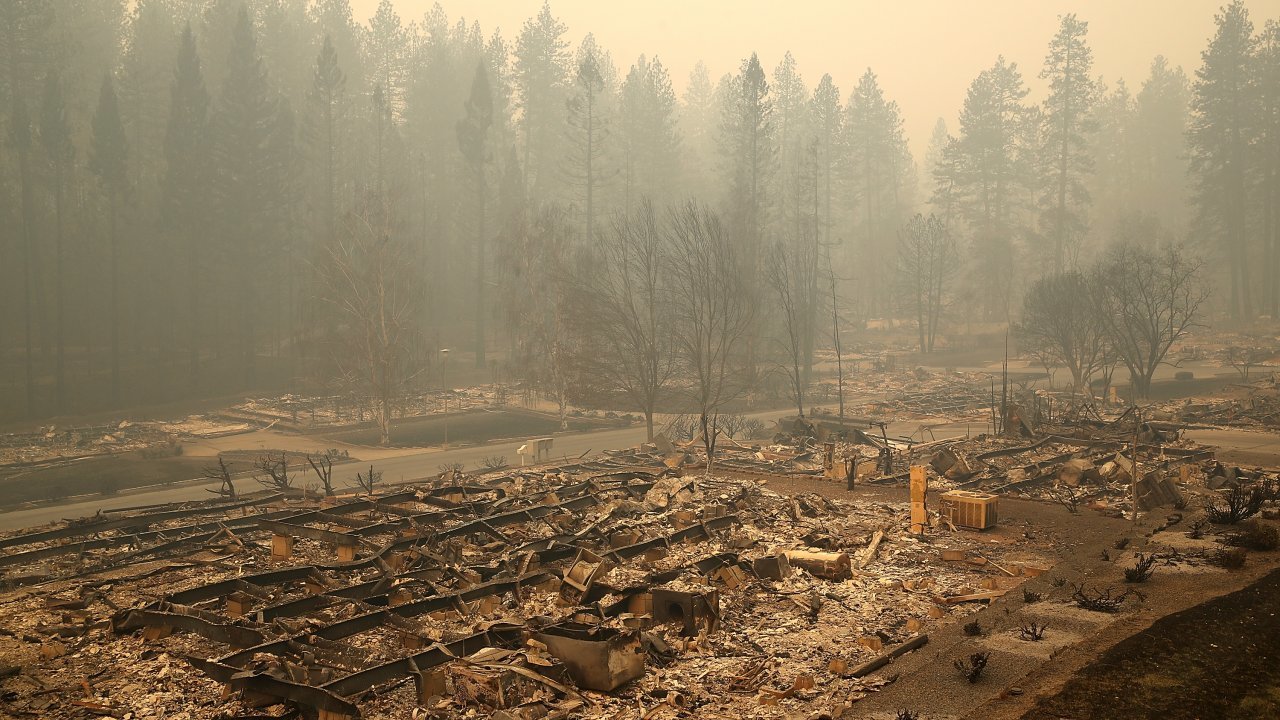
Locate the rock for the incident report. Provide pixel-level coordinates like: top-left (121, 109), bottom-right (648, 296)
top-left (1058, 459), bottom-right (1094, 487)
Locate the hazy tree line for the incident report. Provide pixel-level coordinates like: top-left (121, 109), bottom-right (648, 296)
top-left (0, 0), bottom-right (1276, 424)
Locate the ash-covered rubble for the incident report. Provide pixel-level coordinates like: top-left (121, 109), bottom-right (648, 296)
top-left (0, 456), bottom-right (1047, 720)
top-left (770, 409), bottom-right (1213, 519)
top-left (0, 420), bottom-right (180, 468)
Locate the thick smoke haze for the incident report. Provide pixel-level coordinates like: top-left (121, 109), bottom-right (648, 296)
top-left (350, 0), bottom-right (1248, 155)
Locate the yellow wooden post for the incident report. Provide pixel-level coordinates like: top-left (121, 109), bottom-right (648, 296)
top-left (910, 465), bottom-right (927, 534)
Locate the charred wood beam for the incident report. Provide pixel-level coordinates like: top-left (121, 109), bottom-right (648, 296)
top-left (0, 514), bottom-right (275, 569)
top-left (113, 608), bottom-right (266, 648)
top-left (186, 656), bottom-right (360, 717)
top-left (0, 494), bottom-right (283, 550)
top-left (321, 623), bottom-right (524, 698)
top-left (164, 566), bottom-right (323, 606)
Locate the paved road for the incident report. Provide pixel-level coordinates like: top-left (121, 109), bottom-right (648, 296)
top-left (7, 412), bottom-right (1265, 534)
top-left (0, 409), bottom-right (799, 532)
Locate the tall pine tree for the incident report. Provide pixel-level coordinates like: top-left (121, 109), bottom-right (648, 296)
top-left (1037, 14), bottom-right (1096, 272)
top-left (163, 23), bottom-right (208, 386)
top-left (212, 7), bottom-right (278, 385)
top-left (89, 72), bottom-right (129, 407)
top-left (1189, 0), bottom-right (1256, 320)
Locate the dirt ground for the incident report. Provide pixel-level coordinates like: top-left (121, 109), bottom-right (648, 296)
top-left (1020, 567), bottom-right (1280, 720)
top-left (761, 472), bottom-right (1280, 720)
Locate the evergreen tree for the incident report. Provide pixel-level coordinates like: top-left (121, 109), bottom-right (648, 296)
top-left (1255, 21), bottom-right (1280, 315)
top-left (211, 6), bottom-right (278, 385)
top-left (1089, 79), bottom-right (1137, 240)
top-left (1134, 56), bottom-right (1191, 231)
top-left (307, 33), bottom-right (346, 248)
top-left (1188, 0), bottom-right (1256, 320)
top-left (952, 56), bottom-right (1032, 320)
top-left (719, 53), bottom-right (774, 258)
top-left (1037, 13), bottom-right (1096, 272)
top-left (162, 23), bottom-right (208, 386)
top-left (89, 72), bottom-right (129, 407)
top-left (842, 68), bottom-right (913, 312)
top-left (564, 48), bottom-right (608, 243)
top-left (925, 118), bottom-right (961, 227)
top-left (773, 52), bottom-right (809, 241)
top-left (514, 1), bottom-right (569, 201)
top-left (457, 61), bottom-right (493, 368)
top-left (809, 74), bottom-right (841, 246)
top-left (364, 0), bottom-right (407, 120)
top-left (618, 55), bottom-right (679, 210)
top-left (39, 68), bottom-right (74, 411)
top-left (679, 61), bottom-right (717, 198)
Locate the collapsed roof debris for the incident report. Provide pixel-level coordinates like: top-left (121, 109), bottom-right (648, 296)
top-left (0, 449), bottom-right (1053, 719)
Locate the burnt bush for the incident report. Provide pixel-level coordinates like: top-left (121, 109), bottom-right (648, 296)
top-left (1124, 553), bottom-right (1156, 583)
top-left (1072, 584), bottom-right (1139, 613)
top-left (1229, 520), bottom-right (1279, 551)
top-left (963, 619), bottom-right (983, 636)
top-left (1186, 518), bottom-right (1208, 539)
top-left (954, 652), bottom-right (990, 683)
top-left (1207, 484), bottom-right (1265, 524)
top-left (1213, 547), bottom-right (1247, 569)
top-left (1018, 621), bottom-right (1048, 641)
top-left (1023, 588), bottom-right (1043, 603)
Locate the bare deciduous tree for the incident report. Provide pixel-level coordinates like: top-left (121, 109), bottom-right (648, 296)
top-left (352, 464), bottom-right (380, 495)
top-left (1015, 271), bottom-right (1110, 396)
top-left (666, 201), bottom-right (756, 472)
top-left (766, 234), bottom-right (818, 417)
top-left (574, 199), bottom-right (677, 440)
top-left (255, 451), bottom-right (292, 490)
top-left (203, 457), bottom-right (236, 499)
top-left (895, 214), bottom-right (957, 354)
top-left (507, 206), bottom-right (580, 429)
top-left (307, 453), bottom-right (335, 496)
top-left (319, 199), bottom-right (423, 446)
top-left (1091, 242), bottom-right (1207, 398)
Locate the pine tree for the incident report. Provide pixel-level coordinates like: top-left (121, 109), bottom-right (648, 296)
top-left (809, 74), bottom-right (841, 246)
top-left (618, 55), bottom-right (679, 210)
top-left (1189, 0), bottom-right (1257, 320)
top-left (952, 56), bottom-right (1032, 320)
top-left (307, 33), bottom-right (346, 248)
top-left (680, 61), bottom-right (717, 197)
top-left (212, 6), bottom-right (278, 385)
top-left (1134, 56), bottom-right (1191, 231)
top-left (719, 53), bottom-right (774, 258)
top-left (773, 52), bottom-right (808, 241)
top-left (1090, 79), bottom-right (1137, 238)
top-left (162, 23), bottom-right (208, 386)
top-left (514, 1), bottom-right (569, 201)
top-left (564, 48), bottom-right (608, 243)
top-left (1255, 21), bottom-right (1280, 316)
top-left (89, 72), bottom-right (129, 407)
top-left (843, 68), bottom-right (913, 312)
top-left (925, 118), bottom-right (960, 227)
top-left (39, 68), bottom-right (74, 411)
top-left (1037, 13), bottom-right (1096, 272)
top-left (457, 61), bottom-right (493, 368)
top-left (364, 0), bottom-right (407, 120)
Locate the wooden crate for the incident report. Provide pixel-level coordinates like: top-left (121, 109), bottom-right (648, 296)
top-left (940, 490), bottom-right (999, 530)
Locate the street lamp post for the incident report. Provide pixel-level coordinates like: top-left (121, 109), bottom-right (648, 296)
top-left (441, 348), bottom-right (450, 449)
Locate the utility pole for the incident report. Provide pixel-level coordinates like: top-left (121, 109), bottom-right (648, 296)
top-left (826, 246), bottom-right (845, 425)
top-left (441, 348), bottom-right (450, 449)
top-left (1131, 405), bottom-right (1141, 528)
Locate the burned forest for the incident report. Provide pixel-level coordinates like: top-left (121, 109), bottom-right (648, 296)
top-left (3, 1), bottom-right (1280, 719)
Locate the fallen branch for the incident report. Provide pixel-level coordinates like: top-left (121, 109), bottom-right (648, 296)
top-left (848, 635), bottom-right (929, 678)
top-left (856, 529), bottom-right (886, 570)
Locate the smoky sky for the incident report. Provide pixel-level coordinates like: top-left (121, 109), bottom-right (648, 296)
top-left (349, 0), bottom-right (1256, 159)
